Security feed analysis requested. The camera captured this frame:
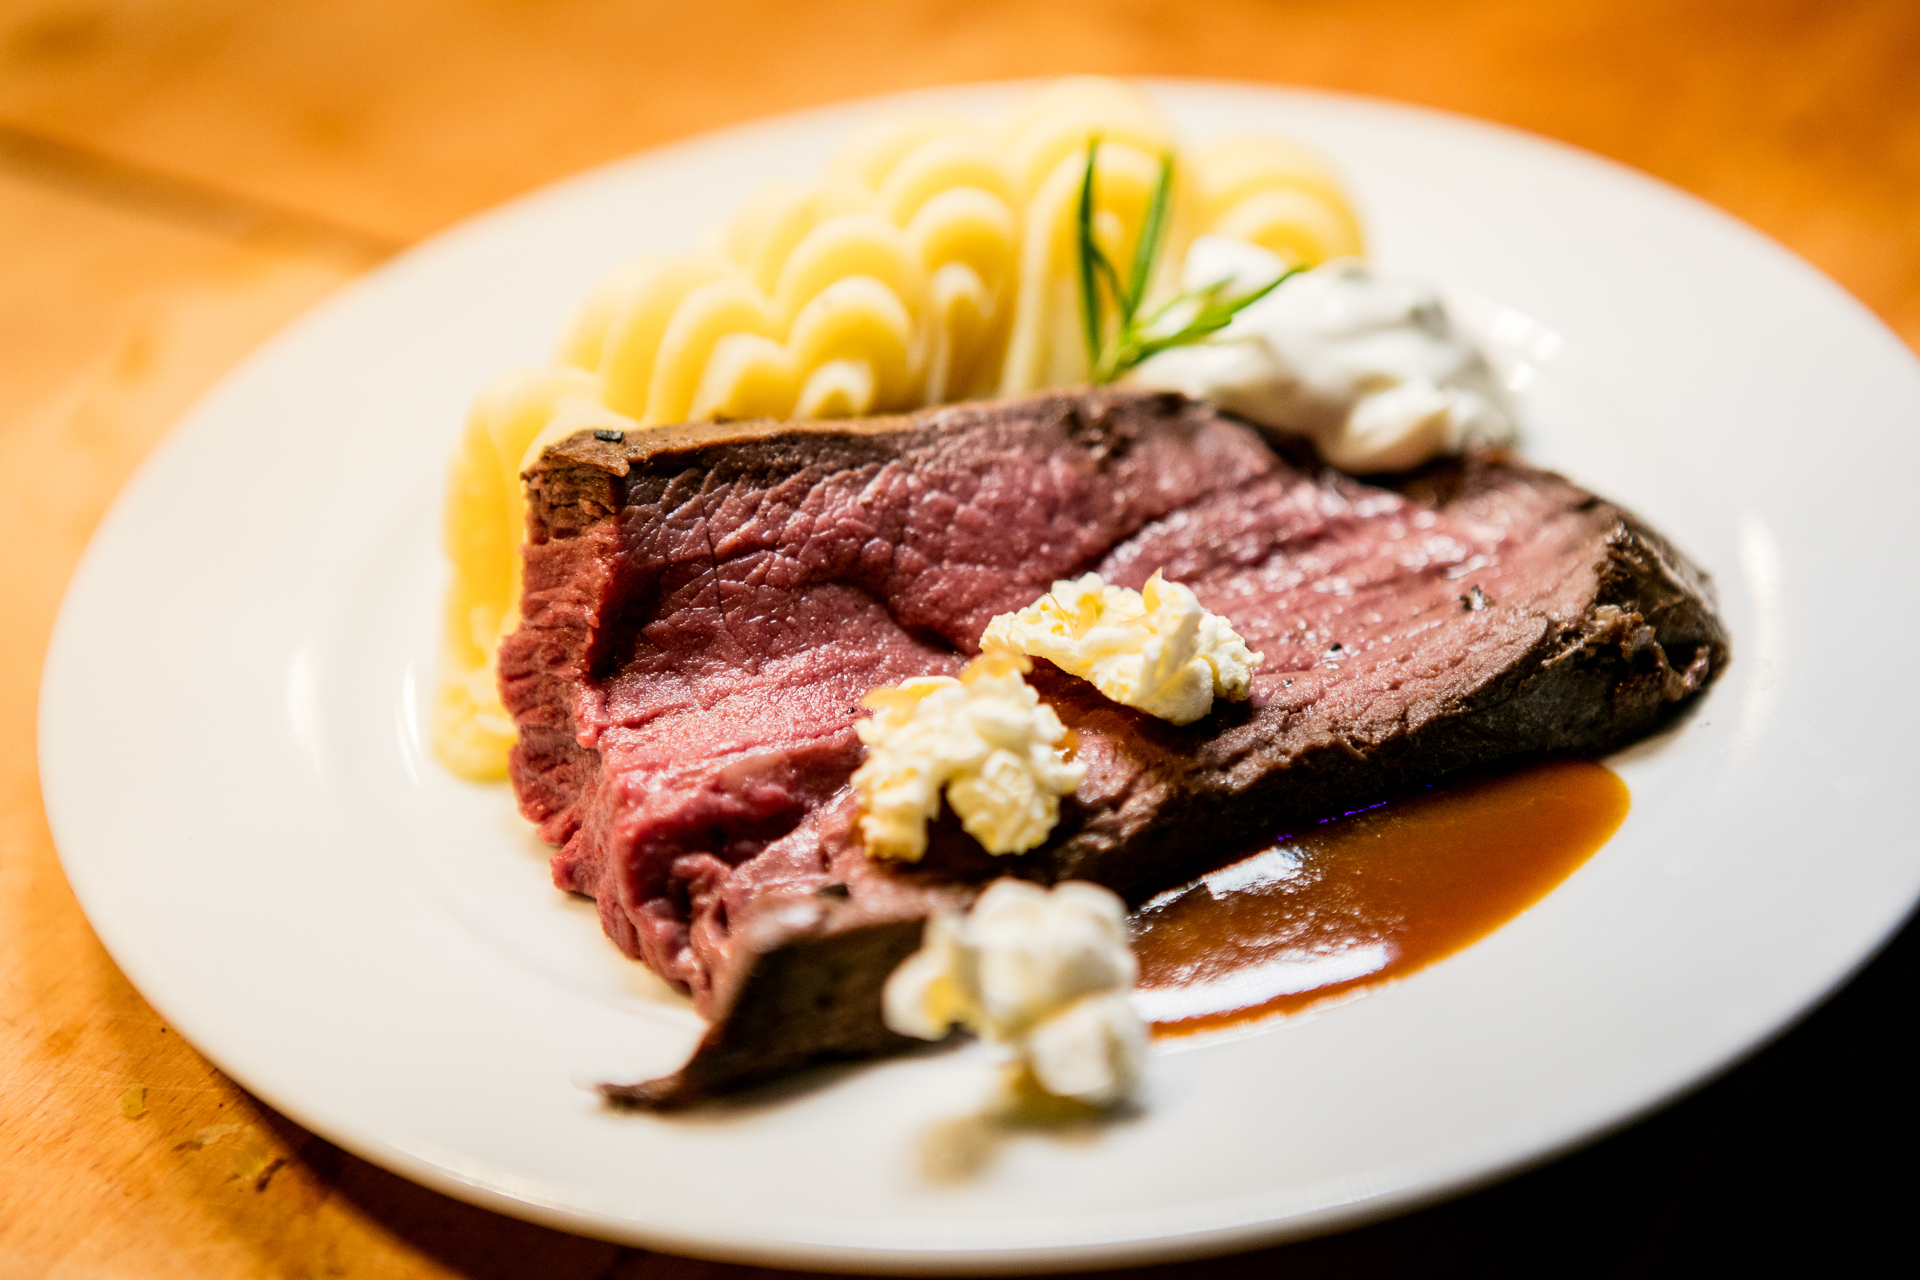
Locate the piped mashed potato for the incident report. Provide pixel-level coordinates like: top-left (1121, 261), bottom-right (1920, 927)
top-left (884, 878), bottom-right (1147, 1105)
top-left (852, 654), bottom-right (1085, 862)
top-left (1133, 236), bottom-right (1517, 473)
top-left (434, 78), bottom-right (1364, 779)
top-left (981, 571), bottom-right (1261, 725)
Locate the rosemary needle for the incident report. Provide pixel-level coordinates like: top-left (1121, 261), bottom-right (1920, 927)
top-left (1076, 138), bottom-right (1304, 383)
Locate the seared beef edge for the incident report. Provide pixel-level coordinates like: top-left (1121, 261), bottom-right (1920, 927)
top-left (501, 391), bottom-right (1728, 1108)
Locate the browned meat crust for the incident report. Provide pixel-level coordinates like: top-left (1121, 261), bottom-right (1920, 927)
top-left (499, 389), bottom-right (1728, 1107)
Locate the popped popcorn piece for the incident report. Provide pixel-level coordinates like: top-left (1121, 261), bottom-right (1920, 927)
top-left (853, 654), bottom-right (1085, 861)
top-left (1022, 990), bottom-right (1147, 1103)
top-left (883, 878), bottom-right (1148, 1105)
top-left (980, 570), bottom-right (1262, 725)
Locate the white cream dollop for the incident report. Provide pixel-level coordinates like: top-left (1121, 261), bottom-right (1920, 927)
top-left (980, 570), bottom-right (1260, 725)
top-left (853, 653), bottom-right (1085, 861)
top-left (1132, 236), bottom-right (1517, 473)
top-left (883, 878), bottom-right (1147, 1105)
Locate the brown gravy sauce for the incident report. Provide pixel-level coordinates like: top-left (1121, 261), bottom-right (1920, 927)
top-left (1132, 758), bottom-right (1629, 1034)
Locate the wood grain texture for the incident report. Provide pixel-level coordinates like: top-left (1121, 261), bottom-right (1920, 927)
top-left (0, 173), bottom-right (629, 1279)
top-left (1, 0), bottom-right (1916, 347)
top-left (2, 1), bottom-right (1916, 1276)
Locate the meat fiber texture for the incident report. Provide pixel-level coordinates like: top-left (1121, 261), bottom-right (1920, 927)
top-left (499, 388), bottom-right (1728, 1105)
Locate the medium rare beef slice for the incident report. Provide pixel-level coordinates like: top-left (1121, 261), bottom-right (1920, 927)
top-left (500, 389), bottom-right (1729, 1105)
top-left (1024, 453), bottom-right (1728, 899)
top-left (501, 390), bottom-right (1275, 1009)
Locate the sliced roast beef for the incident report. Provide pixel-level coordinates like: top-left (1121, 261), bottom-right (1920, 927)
top-left (498, 389), bottom-right (1728, 1106)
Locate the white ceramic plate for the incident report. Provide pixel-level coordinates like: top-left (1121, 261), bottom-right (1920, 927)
top-left (40, 81), bottom-right (1920, 1273)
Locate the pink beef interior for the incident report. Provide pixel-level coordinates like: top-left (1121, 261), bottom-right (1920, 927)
top-left (500, 390), bottom-right (1726, 1031)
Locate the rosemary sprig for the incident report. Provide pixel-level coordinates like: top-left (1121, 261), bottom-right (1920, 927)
top-left (1076, 137), bottom-right (1303, 383)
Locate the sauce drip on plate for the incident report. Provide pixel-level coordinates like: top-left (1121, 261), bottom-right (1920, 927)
top-left (1132, 758), bottom-right (1628, 1033)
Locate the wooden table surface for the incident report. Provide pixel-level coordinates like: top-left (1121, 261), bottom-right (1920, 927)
top-left (4, 2), bottom-right (1916, 1275)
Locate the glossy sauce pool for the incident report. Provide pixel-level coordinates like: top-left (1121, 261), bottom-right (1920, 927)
top-left (1132, 758), bottom-right (1629, 1034)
